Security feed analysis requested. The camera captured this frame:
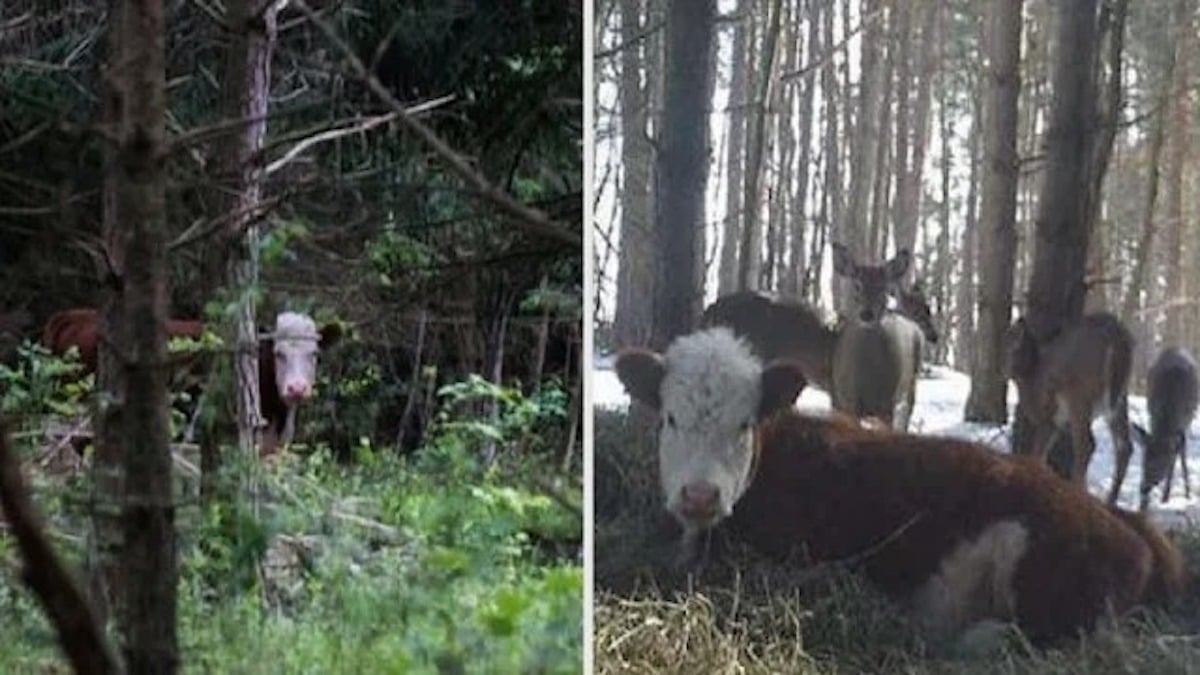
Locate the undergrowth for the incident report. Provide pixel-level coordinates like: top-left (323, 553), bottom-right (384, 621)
top-left (594, 407), bottom-right (1200, 674)
top-left (0, 345), bottom-right (582, 673)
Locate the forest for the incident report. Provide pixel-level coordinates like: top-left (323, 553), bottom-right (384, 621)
top-left (0, 1), bottom-right (582, 672)
top-left (595, 0), bottom-right (1200, 671)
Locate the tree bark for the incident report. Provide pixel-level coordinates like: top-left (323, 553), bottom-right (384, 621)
top-left (653, 0), bottom-right (716, 348)
top-left (110, 0), bottom-right (178, 669)
top-left (614, 0), bottom-right (655, 348)
top-left (964, 0), bottom-right (1023, 424)
top-left (1118, 26), bottom-right (1174, 325)
top-left (1165, 0), bottom-right (1190, 346)
top-left (894, 0), bottom-right (938, 262)
top-left (838, 0), bottom-right (883, 310)
top-left (718, 3), bottom-right (750, 296)
top-left (738, 0), bottom-right (785, 291)
top-left (1022, 0), bottom-right (1101, 341)
top-left (785, 0), bottom-right (819, 297)
top-left (219, 0), bottom-right (284, 458)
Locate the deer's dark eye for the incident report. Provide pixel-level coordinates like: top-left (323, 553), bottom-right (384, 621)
top-left (664, 414), bottom-right (677, 429)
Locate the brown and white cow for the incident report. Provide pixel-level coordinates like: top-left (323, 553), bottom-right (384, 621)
top-left (615, 327), bottom-right (1184, 650)
top-left (42, 308), bottom-right (341, 454)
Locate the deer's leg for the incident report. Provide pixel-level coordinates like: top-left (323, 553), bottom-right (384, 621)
top-left (1070, 411), bottom-right (1095, 488)
top-left (1106, 404), bottom-right (1134, 506)
top-left (1182, 449), bottom-right (1190, 499)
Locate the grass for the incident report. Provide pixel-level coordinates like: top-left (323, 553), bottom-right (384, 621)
top-left (0, 359), bottom-right (582, 673)
top-left (594, 407), bottom-right (1200, 674)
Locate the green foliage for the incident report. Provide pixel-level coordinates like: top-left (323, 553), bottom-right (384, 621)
top-left (0, 341), bottom-right (90, 419)
top-left (0, 373), bottom-right (581, 673)
top-left (432, 374), bottom-right (569, 456)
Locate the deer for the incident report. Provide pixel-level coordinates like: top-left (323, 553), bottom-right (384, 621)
top-left (1131, 346), bottom-right (1198, 510)
top-left (829, 243), bottom-right (925, 431)
top-left (615, 327), bottom-right (1184, 650)
top-left (699, 249), bottom-right (935, 432)
top-left (1006, 312), bottom-right (1136, 504)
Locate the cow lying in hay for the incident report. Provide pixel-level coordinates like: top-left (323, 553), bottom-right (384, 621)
top-left (615, 327), bottom-right (1184, 651)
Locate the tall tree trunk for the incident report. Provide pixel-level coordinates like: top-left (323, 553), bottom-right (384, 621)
top-left (653, 0), bottom-right (716, 348)
top-left (894, 0), bottom-right (938, 262)
top-left (1165, 0), bottom-right (1190, 346)
top-left (1119, 32), bottom-right (1174, 325)
top-left (956, 87), bottom-right (982, 369)
top-left (813, 0), bottom-right (841, 303)
top-left (219, 0), bottom-right (283, 457)
top-left (1011, 0), bottom-right (1103, 459)
top-left (837, 0), bottom-right (884, 311)
top-left (738, 0), bottom-right (785, 291)
top-left (615, 0), bottom-right (654, 347)
top-left (889, 0), bottom-right (913, 258)
top-left (1083, 0), bottom-right (1129, 313)
top-left (786, 0), bottom-right (819, 297)
top-left (1022, 0), bottom-right (1101, 340)
top-left (964, 0), bottom-right (1023, 424)
top-left (109, 0), bottom-right (178, 669)
top-left (718, 4), bottom-right (750, 296)
top-left (869, 27), bottom-right (895, 259)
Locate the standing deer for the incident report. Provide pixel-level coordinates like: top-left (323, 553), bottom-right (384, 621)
top-left (1131, 346), bottom-right (1198, 510)
top-left (830, 243), bottom-right (925, 431)
top-left (1007, 312), bottom-right (1135, 503)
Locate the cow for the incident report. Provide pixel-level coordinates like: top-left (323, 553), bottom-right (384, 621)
top-left (41, 308), bottom-right (341, 454)
top-left (615, 327), bottom-right (1184, 651)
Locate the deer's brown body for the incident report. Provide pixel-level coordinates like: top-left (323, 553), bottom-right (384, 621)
top-left (1007, 312), bottom-right (1135, 503)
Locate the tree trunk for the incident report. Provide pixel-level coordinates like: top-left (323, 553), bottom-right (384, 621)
top-left (786, 0), bottom-right (819, 297)
top-left (1119, 31), bottom-right (1174, 325)
top-left (653, 0), bottom-right (716, 348)
top-left (718, 4), bottom-right (750, 296)
top-left (110, 0), bottom-right (178, 669)
top-left (964, 0), bottom-right (1023, 424)
top-left (838, 0), bottom-right (883, 309)
top-left (868, 25), bottom-right (895, 259)
top-left (738, 0), bottom-right (785, 291)
top-left (219, 0), bottom-right (284, 458)
top-left (614, 0), bottom-right (655, 348)
top-left (956, 87), bottom-right (981, 370)
top-left (894, 0), bottom-right (938, 261)
top-left (1165, 0), bottom-right (1190, 346)
top-left (1012, 0), bottom-right (1103, 458)
top-left (1022, 0), bottom-right (1101, 341)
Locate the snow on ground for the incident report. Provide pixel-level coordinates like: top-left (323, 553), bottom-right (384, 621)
top-left (593, 356), bottom-right (1200, 530)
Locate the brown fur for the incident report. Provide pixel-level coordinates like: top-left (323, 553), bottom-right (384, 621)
top-left (40, 308), bottom-right (339, 451)
top-left (726, 409), bottom-right (1183, 644)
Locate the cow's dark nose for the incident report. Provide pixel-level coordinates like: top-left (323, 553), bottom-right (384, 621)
top-left (679, 482), bottom-right (720, 521)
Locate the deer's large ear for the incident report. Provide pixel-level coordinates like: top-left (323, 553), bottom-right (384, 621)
top-left (886, 249), bottom-right (911, 282)
top-left (615, 349), bottom-right (666, 410)
top-left (758, 360), bottom-right (807, 420)
top-left (832, 242), bottom-right (854, 277)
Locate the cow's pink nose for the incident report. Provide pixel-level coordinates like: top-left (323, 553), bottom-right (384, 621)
top-left (284, 382), bottom-right (311, 400)
top-left (679, 482), bottom-right (720, 520)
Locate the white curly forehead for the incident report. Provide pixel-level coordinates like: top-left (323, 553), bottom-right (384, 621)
top-left (660, 327), bottom-right (763, 421)
top-left (275, 312), bottom-right (319, 341)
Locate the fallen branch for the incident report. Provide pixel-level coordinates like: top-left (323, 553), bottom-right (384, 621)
top-left (0, 419), bottom-right (120, 674)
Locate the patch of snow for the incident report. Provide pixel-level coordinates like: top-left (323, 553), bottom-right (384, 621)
top-left (592, 355), bottom-right (1200, 529)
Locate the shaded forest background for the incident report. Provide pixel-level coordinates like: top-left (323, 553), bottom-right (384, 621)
top-left (594, 0), bottom-right (1199, 396)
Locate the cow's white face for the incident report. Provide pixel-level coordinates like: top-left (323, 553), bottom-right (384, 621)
top-left (616, 328), bottom-right (806, 532)
top-left (273, 312), bottom-right (323, 405)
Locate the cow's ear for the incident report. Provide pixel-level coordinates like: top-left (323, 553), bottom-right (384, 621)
top-left (615, 349), bottom-right (665, 410)
top-left (758, 360), bottom-right (806, 420)
top-left (319, 322), bottom-right (343, 349)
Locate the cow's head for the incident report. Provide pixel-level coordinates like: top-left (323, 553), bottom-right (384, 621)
top-left (272, 312), bottom-right (341, 405)
top-left (615, 328), bottom-right (806, 532)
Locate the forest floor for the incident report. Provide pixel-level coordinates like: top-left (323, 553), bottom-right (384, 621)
top-left (0, 357), bottom-right (582, 673)
top-left (594, 360), bottom-right (1200, 674)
